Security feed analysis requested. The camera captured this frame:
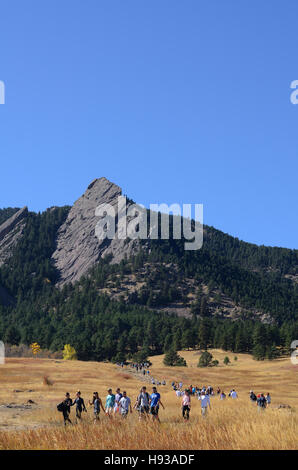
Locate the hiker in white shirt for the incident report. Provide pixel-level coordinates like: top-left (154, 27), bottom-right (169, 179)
top-left (198, 393), bottom-right (211, 417)
top-left (230, 389), bottom-right (238, 399)
top-left (119, 391), bottom-right (132, 418)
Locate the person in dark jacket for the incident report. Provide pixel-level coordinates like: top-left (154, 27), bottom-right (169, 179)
top-left (249, 390), bottom-right (257, 402)
top-left (71, 391), bottom-right (87, 421)
top-left (62, 392), bottom-right (73, 425)
top-left (257, 393), bottom-right (267, 411)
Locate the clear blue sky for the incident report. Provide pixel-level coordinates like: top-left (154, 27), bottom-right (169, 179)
top-left (0, 1), bottom-right (297, 248)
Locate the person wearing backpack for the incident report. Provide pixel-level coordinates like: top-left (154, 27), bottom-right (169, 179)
top-left (71, 390), bottom-right (87, 421)
top-left (257, 393), bottom-right (267, 412)
top-left (135, 386), bottom-right (150, 420)
top-left (57, 392), bottom-right (73, 425)
top-left (249, 390), bottom-right (257, 402)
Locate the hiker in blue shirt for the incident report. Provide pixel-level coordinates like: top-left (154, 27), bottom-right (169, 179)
top-left (105, 388), bottom-right (116, 417)
top-left (149, 386), bottom-right (165, 422)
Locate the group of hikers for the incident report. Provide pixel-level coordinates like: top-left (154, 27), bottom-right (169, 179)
top-left (57, 384), bottom-right (273, 425)
top-left (249, 390), bottom-right (271, 410)
top-left (125, 361), bottom-right (167, 385)
top-left (172, 383), bottom-right (272, 419)
top-left (57, 386), bottom-right (164, 425)
top-left (129, 362), bottom-right (150, 372)
top-left (173, 382), bottom-right (238, 400)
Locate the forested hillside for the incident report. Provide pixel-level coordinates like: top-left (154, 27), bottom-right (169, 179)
top-left (0, 203), bottom-right (297, 363)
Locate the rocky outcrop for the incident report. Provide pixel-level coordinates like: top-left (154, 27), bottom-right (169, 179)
top-left (0, 206), bottom-right (28, 267)
top-left (52, 177), bottom-right (145, 286)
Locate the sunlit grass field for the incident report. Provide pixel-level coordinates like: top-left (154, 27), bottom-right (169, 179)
top-left (0, 349), bottom-right (297, 449)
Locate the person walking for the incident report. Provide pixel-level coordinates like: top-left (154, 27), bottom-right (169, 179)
top-left (114, 388), bottom-right (122, 414)
top-left (62, 392), bottom-right (73, 426)
top-left (230, 389), bottom-right (238, 399)
top-left (72, 391), bottom-right (87, 421)
top-left (105, 389), bottom-right (115, 417)
top-left (89, 392), bottom-right (105, 422)
top-left (220, 391), bottom-right (226, 400)
top-left (149, 386), bottom-right (165, 422)
top-left (119, 391), bottom-right (132, 418)
top-left (198, 392), bottom-right (211, 417)
top-left (134, 386), bottom-right (150, 420)
top-left (182, 389), bottom-right (191, 420)
top-left (265, 393), bottom-right (271, 405)
top-left (257, 393), bottom-right (267, 412)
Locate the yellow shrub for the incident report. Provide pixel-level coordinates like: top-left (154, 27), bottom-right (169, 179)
top-left (62, 344), bottom-right (77, 360)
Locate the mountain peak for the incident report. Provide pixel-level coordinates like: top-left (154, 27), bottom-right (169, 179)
top-left (52, 178), bottom-right (141, 285)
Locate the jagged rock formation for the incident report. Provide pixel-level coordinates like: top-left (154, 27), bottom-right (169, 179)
top-left (0, 206), bottom-right (28, 267)
top-left (52, 177), bottom-right (144, 286)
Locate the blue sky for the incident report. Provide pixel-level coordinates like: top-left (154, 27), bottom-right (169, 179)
top-left (0, 1), bottom-right (297, 248)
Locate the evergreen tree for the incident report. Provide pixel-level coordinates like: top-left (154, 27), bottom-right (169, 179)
top-left (223, 356), bottom-right (230, 365)
top-left (198, 351), bottom-right (213, 367)
top-left (163, 349), bottom-right (187, 367)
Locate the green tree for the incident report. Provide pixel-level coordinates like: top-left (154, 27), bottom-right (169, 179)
top-left (223, 356), bottom-right (230, 365)
top-left (163, 349), bottom-right (187, 367)
top-left (198, 319), bottom-right (211, 350)
top-left (4, 326), bottom-right (21, 345)
top-left (252, 343), bottom-right (266, 360)
top-left (198, 351), bottom-right (213, 367)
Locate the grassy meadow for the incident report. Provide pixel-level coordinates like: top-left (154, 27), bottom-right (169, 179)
top-left (0, 349), bottom-right (297, 450)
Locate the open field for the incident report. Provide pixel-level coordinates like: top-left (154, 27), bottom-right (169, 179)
top-left (0, 349), bottom-right (297, 450)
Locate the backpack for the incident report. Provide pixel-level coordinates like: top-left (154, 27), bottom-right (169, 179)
top-left (57, 402), bottom-right (66, 412)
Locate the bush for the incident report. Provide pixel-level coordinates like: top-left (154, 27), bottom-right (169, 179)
top-left (163, 349), bottom-right (187, 366)
top-left (198, 351), bottom-right (213, 367)
top-left (223, 356), bottom-right (230, 365)
top-left (63, 344), bottom-right (77, 360)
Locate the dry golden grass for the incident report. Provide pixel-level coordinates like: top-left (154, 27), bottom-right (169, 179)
top-left (0, 349), bottom-right (297, 450)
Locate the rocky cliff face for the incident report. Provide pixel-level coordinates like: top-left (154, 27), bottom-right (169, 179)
top-left (0, 206), bottom-right (28, 267)
top-left (51, 177), bottom-right (144, 286)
